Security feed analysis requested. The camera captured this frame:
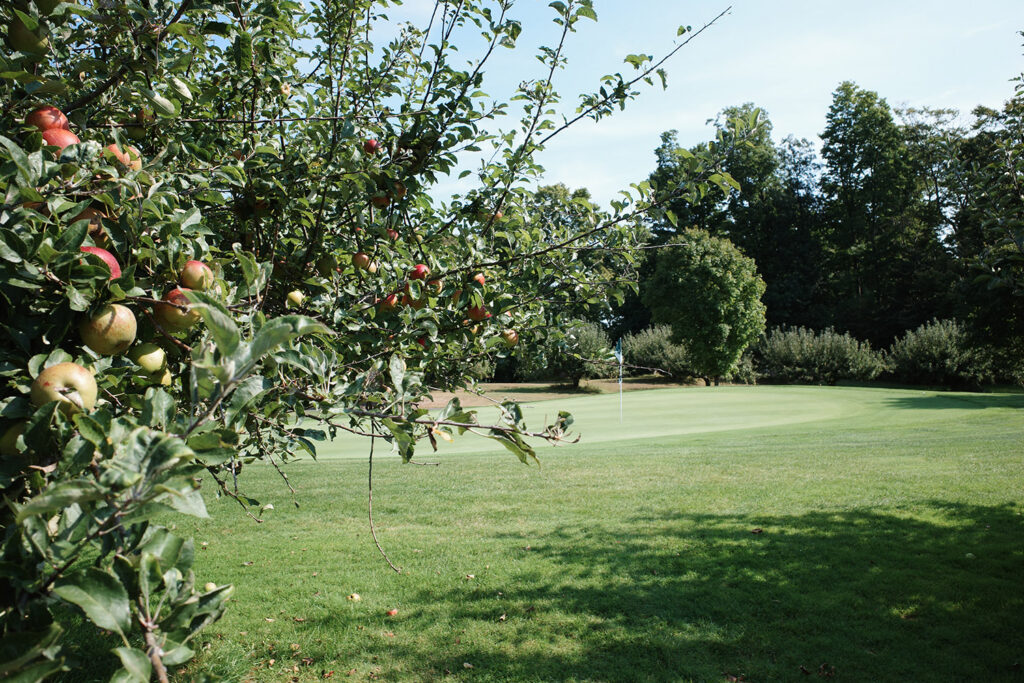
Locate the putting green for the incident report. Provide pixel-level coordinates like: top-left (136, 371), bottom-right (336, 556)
top-left (312, 385), bottom-right (1024, 460)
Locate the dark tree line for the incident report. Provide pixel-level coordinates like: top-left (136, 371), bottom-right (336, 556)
top-left (607, 70), bottom-right (1024, 377)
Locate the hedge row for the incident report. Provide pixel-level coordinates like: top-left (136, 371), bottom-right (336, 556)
top-left (618, 320), bottom-right (996, 388)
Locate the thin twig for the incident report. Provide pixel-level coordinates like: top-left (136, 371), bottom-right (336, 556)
top-left (368, 430), bottom-right (402, 573)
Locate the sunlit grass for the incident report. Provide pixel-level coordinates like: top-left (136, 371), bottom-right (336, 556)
top-left (61, 386), bottom-right (1024, 681)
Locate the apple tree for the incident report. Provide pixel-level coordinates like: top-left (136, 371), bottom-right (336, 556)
top-left (0, 0), bottom-right (754, 678)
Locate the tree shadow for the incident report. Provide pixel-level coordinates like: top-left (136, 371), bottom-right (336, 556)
top-left (294, 502), bottom-right (1024, 681)
top-left (882, 393), bottom-right (1024, 411)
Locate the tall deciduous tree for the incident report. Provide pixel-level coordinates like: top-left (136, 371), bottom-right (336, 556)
top-left (642, 228), bottom-right (766, 384)
top-left (819, 81), bottom-right (955, 344)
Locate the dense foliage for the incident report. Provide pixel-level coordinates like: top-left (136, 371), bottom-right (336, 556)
top-left (622, 325), bottom-right (690, 379)
top-left (886, 319), bottom-right (991, 388)
top-left (643, 228), bottom-right (766, 384)
top-left (0, 0), bottom-right (750, 678)
top-left (757, 327), bottom-right (884, 385)
top-left (609, 56), bottom-right (1024, 374)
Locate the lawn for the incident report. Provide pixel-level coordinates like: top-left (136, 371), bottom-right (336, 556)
top-left (63, 386), bottom-right (1024, 681)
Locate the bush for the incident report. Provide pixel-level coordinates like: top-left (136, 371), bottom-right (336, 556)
top-left (758, 327), bottom-right (884, 384)
top-left (622, 325), bottom-right (691, 378)
top-left (887, 319), bottom-right (991, 387)
top-left (517, 321), bottom-right (616, 387)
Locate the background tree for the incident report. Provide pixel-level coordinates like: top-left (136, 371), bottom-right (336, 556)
top-left (818, 81), bottom-right (955, 344)
top-left (516, 320), bottom-right (615, 388)
top-left (642, 229), bottom-right (766, 384)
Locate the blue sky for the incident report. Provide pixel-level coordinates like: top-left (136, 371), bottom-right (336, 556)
top-left (385, 1), bottom-right (1024, 206)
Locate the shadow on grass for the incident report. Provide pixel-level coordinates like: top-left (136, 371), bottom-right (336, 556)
top-left (55, 502), bottom-right (1024, 681)
top-left (292, 502), bottom-right (1023, 682)
top-left (882, 392), bottom-right (1024, 411)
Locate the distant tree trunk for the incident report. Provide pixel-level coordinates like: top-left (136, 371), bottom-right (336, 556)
top-left (703, 376), bottom-right (712, 386)
top-left (572, 375), bottom-right (581, 389)
top-left (714, 376), bottom-right (721, 386)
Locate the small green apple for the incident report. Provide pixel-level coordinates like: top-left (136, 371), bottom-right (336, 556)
top-left (128, 343), bottom-right (167, 373)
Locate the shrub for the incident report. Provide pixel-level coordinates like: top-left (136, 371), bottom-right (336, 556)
top-left (758, 327), bottom-right (884, 384)
top-left (622, 325), bottom-right (691, 378)
top-left (887, 319), bottom-right (991, 387)
top-left (518, 321), bottom-right (616, 387)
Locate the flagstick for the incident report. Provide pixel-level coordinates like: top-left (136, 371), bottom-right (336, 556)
top-left (616, 338), bottom-right (623, 423)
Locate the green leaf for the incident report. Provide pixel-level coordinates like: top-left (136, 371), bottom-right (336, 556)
top-left (140, 88), bottom-right (177, 117)
top-left (53, 568), bottom-right (130, 637)
top-left (16, 479), bottom-right (104, 522)
top-left (165, 486), bottom-right (209, 518)
top-left (112, 648), bottom-right (151, 682)
top-left (243, 316), bottom-right (330, 368)
top-left (185, 290), bottom-right (239, 356)
top-left (389, 355), bottom-right (406, 396)
top-left (0, 623), bottom-right (63, 677)
top-left (381, 419), bottom-right (415, 462)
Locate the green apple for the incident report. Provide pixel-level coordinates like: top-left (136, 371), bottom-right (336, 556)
top-left (128, 343), bottom-right (167, 373)
top-left (287, 290), bottom-right (305, 308)
top-left (0, 421), bottom-right (25, 458)
top-left (80, 304), bottom-right (137, 355)
top-left (501, 329), bottom-right (519, 347)
top-left (30, 362), bottom-right (98, 414)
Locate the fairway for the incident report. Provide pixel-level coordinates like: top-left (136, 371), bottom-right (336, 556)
top-left (66, 385), bottom-right (1024, 681)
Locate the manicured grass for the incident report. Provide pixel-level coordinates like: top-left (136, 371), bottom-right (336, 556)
top-left (64, 386), bottom-right (1024, 681)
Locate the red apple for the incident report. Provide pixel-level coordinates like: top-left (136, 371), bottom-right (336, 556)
top-left (501, 329), bottom-right (519, 347)
top-left (415, 338), bottom-right (426, 348)
top-left (25, 106), bottom-right (69, 132)
top-left (363, 139), bottom-right (381, 155)
top-left (41, 128), bottom-right (79, 151)
top-left (371, 194), bottom-right (390, 209)
top-left (427, 279), bottom-right (443, 295)
top-left (402, 293), bottom-right (426, 310)
top-left (467, 305), bottom-right (490, 322)
top-left (377, 293), bottom-right (399, 313)
top-left (30, 362), bottom-right (98, 415)
top-left (154, 288), bottom-right (200, 331)
top-left (409, 264), bottom-right (430, 280)
top-left (386, 228), bottom-right (399, 241)
top-left (472, 272), bottom-right (486, 286)
top-left (105, 143), bottom-right (143, 171)
top-left (80, 303), bottom-right (137, 355)
top-left (353, 252), bottom-right (377, 273)
top-left (80, 246), bottom-right (121, 280)
top-left (179, 260), bottom-right (214, 290)
top-left (393, 181), bottom-right (407, 199)
top-left (71, 207), bottom-right (106, 236)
